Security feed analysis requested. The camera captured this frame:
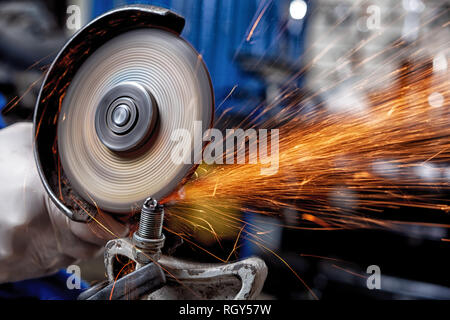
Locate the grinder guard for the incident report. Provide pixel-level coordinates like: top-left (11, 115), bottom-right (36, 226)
top-left (33, 6), bottom-right (211, 222)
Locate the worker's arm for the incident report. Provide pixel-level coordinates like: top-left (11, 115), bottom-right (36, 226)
top-left (0, 122), bottom-right (128, 283)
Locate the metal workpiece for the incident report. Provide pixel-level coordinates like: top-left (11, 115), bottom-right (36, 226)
top-left (148, 256), bottom-right (268, 300)
top-left (102, 237), bottom-right (268, 300)
top-left (78, 261), bottom-right (166, 300)
top-left (77, 237), bottom-right (167, 300)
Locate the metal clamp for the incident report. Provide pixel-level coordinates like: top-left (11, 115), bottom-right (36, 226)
top-left (80, 197), bottom-right (267, 300)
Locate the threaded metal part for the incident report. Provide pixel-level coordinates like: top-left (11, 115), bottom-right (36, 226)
top-left (137, 198), bottom-right (164, 239)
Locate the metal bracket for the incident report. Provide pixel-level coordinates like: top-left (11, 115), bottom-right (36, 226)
top-left (148, 256), bottom-right (268, 300)
top-left (103, 238), bottom-right (268, 300)
top-left (77, 261), bottom-right (166, 300)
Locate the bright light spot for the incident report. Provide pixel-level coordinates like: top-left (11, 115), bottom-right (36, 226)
top-left (445, 168), bottom-right (450, 182)
top-left (414, 164), bottom-right (439, 182)
top-left (372, 160), bottom-right (399, 179)
top-left (433, 52), bottom-right (448, 73)
top-left (290, 0), bottom-right (307, 20)
top-left (326, 86), bottom-right (368, 113)
top-left (428, 92), bottom-right (444, 108)
top-left (402, 0), bottom-right (425, 12)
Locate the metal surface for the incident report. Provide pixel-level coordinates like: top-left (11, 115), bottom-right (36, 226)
top-left (78, 262), bottom-right (166, 300)
top-left (101, 199), bottom-right (267, 300)
top-left (33, 5), bottom-right (214, 220)
top-left (148, 256), bottom-right (268, 300)
top-left (104, 238), bottom-right (267, 300)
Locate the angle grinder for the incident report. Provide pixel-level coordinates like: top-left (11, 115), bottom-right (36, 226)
top-left (33, 5), bottom-right (214, 221)
top-left (33, 5), bottom-right (267, 300)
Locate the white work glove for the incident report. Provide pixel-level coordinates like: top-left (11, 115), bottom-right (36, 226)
top-left (0, 122), bottom-right (129, 283)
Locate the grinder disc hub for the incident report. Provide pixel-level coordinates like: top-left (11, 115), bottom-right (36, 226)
top-left (111, 104), bottom-right (131, 127)
top-left (95, 81), bottom-right (158, 153)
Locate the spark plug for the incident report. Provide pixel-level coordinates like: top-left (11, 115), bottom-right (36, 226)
top-left (132, 197), bottom-right (165, 265)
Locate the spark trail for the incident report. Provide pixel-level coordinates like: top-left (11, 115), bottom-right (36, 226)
top-left (165, 61), bottom-right (450, 236)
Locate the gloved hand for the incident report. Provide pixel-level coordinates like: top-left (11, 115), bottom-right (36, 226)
top-left (0, 122), bottom-right (129, 283)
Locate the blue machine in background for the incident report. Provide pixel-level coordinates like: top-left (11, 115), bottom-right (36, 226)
top-left (0, 93), bottom-right (6, 129)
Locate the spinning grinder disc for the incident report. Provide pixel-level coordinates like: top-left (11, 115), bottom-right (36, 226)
top-left (57, 29), bottom-right (214, 213)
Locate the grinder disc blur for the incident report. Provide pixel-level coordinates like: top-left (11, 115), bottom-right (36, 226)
top-left (57, 29), bottom-right (213, 214)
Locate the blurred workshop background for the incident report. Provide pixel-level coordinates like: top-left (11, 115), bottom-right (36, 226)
top-left (0, 0), bottom-right (449, 299)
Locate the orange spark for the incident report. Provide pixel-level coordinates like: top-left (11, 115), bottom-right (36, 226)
top-left (246, 1), bottom-right (271, 42)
